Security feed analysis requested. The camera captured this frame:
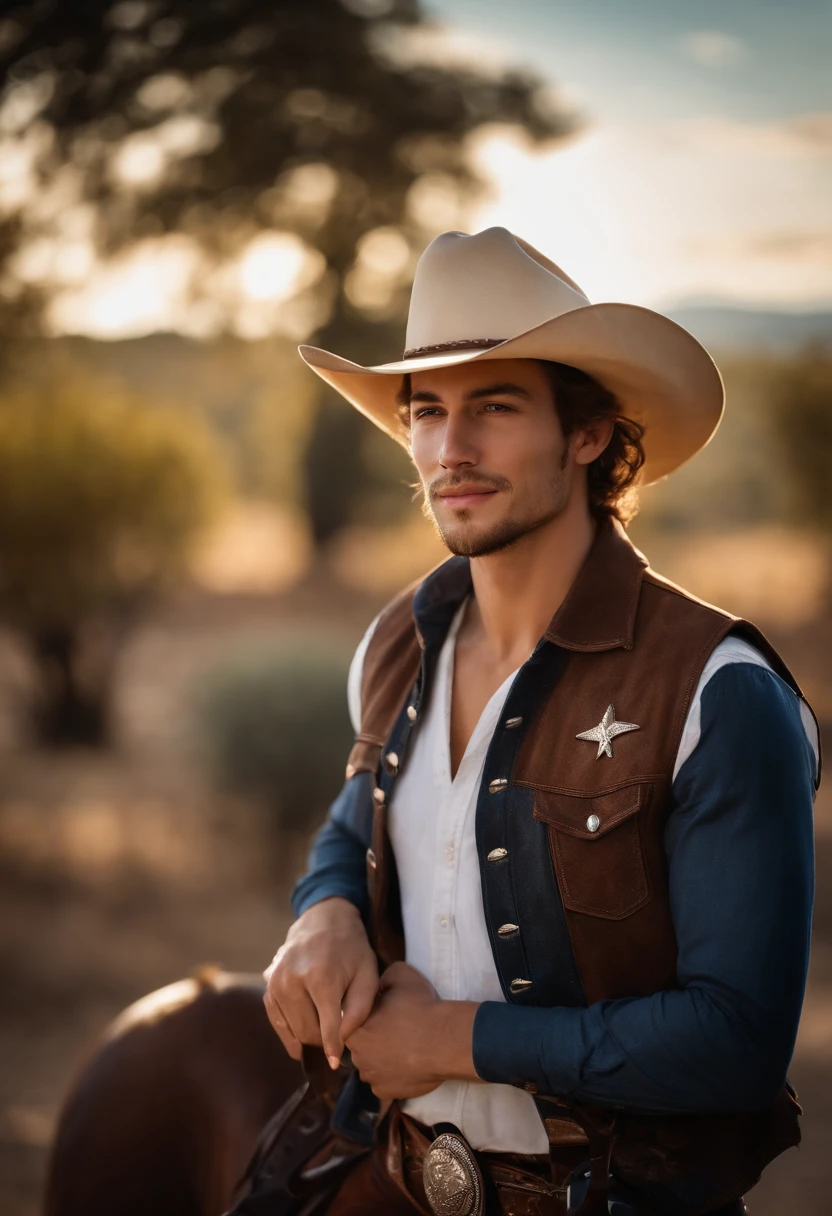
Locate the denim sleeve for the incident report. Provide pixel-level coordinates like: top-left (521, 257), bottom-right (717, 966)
top-left (473, 664), bottom-right (817, 1112)
top-left (290, 771), bottom-right (375, 920)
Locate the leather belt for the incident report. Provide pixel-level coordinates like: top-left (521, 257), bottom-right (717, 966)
top-left (392, 1107), bottom-right (570, 1216)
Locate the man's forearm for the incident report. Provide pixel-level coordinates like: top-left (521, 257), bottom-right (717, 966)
top-left (425, 998), bottom-right (481, 1083)
top-left (291, 774), bottom-right (373, 918)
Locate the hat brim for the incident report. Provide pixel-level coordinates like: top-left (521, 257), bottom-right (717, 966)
top-left (298, 302), bottom-right (724, 486)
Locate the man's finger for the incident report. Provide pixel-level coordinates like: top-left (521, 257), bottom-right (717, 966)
top-left (318, 998), bottom-right (345, 1071)
top-left (263, 990), bottom-right (302, 1059)
top-left (340, 960), bottom-right (380, 1042)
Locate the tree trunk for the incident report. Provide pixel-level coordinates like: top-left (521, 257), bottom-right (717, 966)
top-left (302, 300), bottom-right (406, 550)
top-left (30, 626), bottom-right (110, 747)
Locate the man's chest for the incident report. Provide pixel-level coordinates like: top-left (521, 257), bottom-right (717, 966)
top-left (450, 641), bottom-right (528, 778)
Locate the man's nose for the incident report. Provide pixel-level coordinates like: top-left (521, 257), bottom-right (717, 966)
top-left (438, 413), bottom-right (479, 469)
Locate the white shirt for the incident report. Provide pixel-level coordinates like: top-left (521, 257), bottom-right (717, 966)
top-left (346, 598), bottom-right (819, 1152)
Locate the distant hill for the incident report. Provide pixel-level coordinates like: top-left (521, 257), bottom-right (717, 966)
top-left (665, 305), bottom-right (832, 355)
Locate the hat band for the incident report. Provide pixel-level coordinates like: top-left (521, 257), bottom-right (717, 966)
top-left (403, 338), bottom-right (506, 359)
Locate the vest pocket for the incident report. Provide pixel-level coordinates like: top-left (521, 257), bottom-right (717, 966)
top-left (532, 783), bottom-right (652, 920)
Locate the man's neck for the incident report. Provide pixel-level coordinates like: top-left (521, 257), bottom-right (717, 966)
top-left (463, 500), bottom-right (597, 666)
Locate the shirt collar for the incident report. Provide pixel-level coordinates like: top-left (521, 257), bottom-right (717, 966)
top-left (412, 516), bottom-right (648, 656)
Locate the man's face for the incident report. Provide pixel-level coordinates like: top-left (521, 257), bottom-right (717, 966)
top-left (407, 358), bottom-right (576, 558)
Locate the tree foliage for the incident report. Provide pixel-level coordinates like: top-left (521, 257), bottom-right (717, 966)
top-left (195, 637), bottom-right (354, 837)
top-left (0, 362), bottom-right (228, 742)
top-left (0, 0), bottom-right (577, 545)
top-left (767, 344), bottom-right (832, 537)
top-left (0, 0), bottom-right (573, 297)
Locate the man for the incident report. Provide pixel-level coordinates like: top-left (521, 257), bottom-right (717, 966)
top-left (261, 228), bottom-right (819, 1215)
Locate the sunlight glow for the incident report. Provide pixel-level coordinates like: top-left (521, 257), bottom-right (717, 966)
top-left (14, 85), bottom-right (830, 340)
top-left (48, 236), bottom-right (202, 338)
top-left (238, 232), bottom-right (312, 302)
top-left (46, 229), bottom-right (328, 340)
top-left (111, 116), bottom-right (220, 189)
top-left (466, 116), bottom-right (832, 308)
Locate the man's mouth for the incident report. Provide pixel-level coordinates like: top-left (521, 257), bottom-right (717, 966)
top-left (436, 486), bottom-right (499, 509)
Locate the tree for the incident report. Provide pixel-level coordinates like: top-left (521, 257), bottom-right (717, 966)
top-left (767, 344), bottom-right (832, 537)
top-left (0, 363), bottom-right (228, 744)
top-left (0, 0), bottom-right (577, 544)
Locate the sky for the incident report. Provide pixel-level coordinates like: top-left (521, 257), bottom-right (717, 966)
top-left (9, 0), bottom-right (829, 339)
top-left (426, 0), bottom-right (832, 309)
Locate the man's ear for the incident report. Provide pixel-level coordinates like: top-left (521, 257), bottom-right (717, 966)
top-left (572, 417), bottom-right (615, 467)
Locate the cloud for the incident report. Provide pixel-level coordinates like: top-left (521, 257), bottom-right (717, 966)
top-left (665, 112), bottom-right (832, 160)
top-left (681, 30), bottom-right (748, 69)
top-left (689, 230), bottom-right (832, 263)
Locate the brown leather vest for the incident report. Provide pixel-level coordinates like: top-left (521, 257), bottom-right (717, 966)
top-left (347, 518), bottom-right (818, 1209)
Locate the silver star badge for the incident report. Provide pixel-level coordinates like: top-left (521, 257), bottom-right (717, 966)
top-left (576, 704), bottom-right (640, 760)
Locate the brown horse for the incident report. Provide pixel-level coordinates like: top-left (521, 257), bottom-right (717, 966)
top-left (44, 968), bottom-right (302, 1216)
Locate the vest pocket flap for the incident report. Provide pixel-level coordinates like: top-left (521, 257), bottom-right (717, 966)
top-left (532, 783), bottom-right (647, 840)
top-left (534, 784), bottom-right (652, 920)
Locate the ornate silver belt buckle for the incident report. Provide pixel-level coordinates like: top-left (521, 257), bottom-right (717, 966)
top-left (422, 1130), bottom-right (484, 1216)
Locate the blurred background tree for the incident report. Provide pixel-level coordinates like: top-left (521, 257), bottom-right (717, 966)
top-left (767, 343), bottom-right (832, 547)
top-left (0, 0), bottom-right (577, 550)
top-left (0, 364), bottom-right (228, 745)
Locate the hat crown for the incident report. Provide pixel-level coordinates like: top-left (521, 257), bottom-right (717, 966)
top-left (404, 226), bottom-right (590, 354)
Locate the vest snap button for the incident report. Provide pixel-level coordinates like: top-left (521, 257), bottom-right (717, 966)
top-left (488, 777), bottom-right (508, 793)
top-left (487, 847), bottom-right (508, 862)
top-left (366, 848), bottom-right (376, 869)
top-left (406, 705), bottom-right (418, 722)
top-left (504, 716), bottom-right (523, 729)
top-left (510, 978), bottom-right (533, 993)
top-left (384, 751), bottom-right (399, 773)
top-left (586, 814), bottom-right (600, 832)
top-left (373, 787), bottom-right (386, 805)
top-left (498, 923), bottom-right (519, 937)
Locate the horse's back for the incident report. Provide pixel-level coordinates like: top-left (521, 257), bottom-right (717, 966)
top-left (45, 969), bottom-right (302, 1216)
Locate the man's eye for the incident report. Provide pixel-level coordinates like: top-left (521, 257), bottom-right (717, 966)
top-left (413, 407), bottom-right (441, 419)
top-left (484, 402), bottom-right (513, 412)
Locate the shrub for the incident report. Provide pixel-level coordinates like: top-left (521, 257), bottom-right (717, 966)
top-left (194, 637), bottom-right (354, 836)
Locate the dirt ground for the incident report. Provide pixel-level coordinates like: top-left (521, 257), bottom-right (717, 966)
top-left (0, 581), bottom-right (830, 1215)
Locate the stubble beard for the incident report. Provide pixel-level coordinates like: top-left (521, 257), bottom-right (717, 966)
top-left (423, 457), bottom-right (572, 558)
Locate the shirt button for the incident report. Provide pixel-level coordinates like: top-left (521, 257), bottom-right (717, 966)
top-left (445, 843), bottom-right (455, 861)
top-left (586, 814), bottom-right (600, 833)
top-left (440, 915), bottom-right (448, 928)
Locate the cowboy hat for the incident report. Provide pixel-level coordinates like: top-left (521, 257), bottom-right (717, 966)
top-left (298, 226), bottom-right (724, 484)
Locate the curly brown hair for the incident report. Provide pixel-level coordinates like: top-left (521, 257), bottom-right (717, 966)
top-left (395, 359), bottom-right (646, 524)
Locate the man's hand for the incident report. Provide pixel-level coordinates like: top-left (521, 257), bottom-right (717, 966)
top-left (345, 961), bottom-right (480, 1100)
top-left (263, 897), bottom-right (378, 1069)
